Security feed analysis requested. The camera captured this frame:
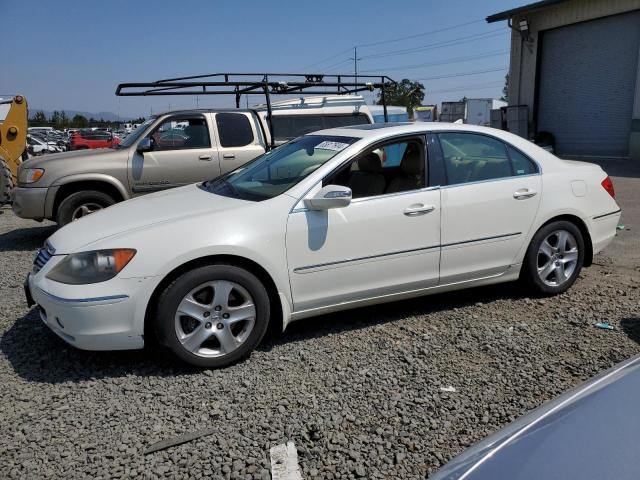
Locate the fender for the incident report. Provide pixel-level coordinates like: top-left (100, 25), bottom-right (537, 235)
top-left (52, 173), bottom-right (130, 200)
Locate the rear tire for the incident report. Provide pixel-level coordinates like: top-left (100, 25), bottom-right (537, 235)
top-left (155, 264), bottom-right (270, 368)
top-left (56, 190), bottom-right (116, 226)
top-left (523, 220), bottom-right (585, 295)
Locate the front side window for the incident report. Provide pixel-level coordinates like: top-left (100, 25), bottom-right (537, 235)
top-left (324, 137), bottom-right (426, 199)
top-left (203, 135), bottom-right (358, 201)
top-left (438, 132), bottom-right (512, 185)
top-left (216, 113), bottom-right (254, 148)
top-left (150, 117), bottom-right (210, 151)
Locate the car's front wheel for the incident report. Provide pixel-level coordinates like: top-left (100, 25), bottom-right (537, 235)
top-left (155, 264), bottom-right (270, 368)
top-left (523, 220), bottom-right (585, 294)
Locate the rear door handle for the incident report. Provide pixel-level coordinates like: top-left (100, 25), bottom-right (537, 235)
top-left (199, 154), bottom-right (212, 161)
top-left (403, 204), bottom-right (435, 216)
top-left (223, 153), bottom-right (235, 159)
top-left (513, 188), bottom-right (537, 200)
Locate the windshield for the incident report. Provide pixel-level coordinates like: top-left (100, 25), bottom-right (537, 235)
top-left (117, 118), bottom-right (154, 148)
top-left (203, 135), bottom-right (358, 201)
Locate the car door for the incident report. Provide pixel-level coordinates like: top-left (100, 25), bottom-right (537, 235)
top-left (286, 136), bottom-right (441, 313)
top-left (434, 131), bottom-right (542, 284)
top-left (214, 112), bottom-right (266, 175)
top-left (129, 114), bottom-right (220, 195)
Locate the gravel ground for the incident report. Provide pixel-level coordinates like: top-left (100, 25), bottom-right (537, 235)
top-left (1, 182), bottom-right (639, 479)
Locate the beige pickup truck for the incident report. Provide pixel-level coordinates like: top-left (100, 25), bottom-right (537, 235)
top-left (13, 97), bottom-right (373, 226)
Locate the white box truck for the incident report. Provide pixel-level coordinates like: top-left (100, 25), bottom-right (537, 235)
top-left (465, 98), bottom-right (507, 126)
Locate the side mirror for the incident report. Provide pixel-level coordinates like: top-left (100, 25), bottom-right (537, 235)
top-left (137, 137), bottom-right (153, 153)
top-left (304, 185), bottom-right (352, 210)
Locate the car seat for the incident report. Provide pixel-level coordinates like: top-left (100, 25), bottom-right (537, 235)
top-left (347, 152), bottom-right (386, 198)
top-left (386, 143), bottom-right (424, 193)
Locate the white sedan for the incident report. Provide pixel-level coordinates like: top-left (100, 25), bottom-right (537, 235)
top-left (25, 123), bottom-right (621, 368)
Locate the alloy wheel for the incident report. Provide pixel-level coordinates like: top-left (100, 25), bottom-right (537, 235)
top-left (174, 280), bottom-right (256, 358)
top-left (71, 202), bottom-right (103, 221)
top-left (536, 229), bottom-right (579, 287)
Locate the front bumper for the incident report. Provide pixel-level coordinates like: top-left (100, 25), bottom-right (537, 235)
top-left (27, 271), bottom-right (147, 351)
top-left (12, 186), bottom-right (49, 220)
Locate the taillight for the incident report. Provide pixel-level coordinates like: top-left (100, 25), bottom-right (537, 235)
top-left (601, 176), bottom-right (615, 198)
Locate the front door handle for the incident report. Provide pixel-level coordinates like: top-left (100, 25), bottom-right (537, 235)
top-left (199, 154), bottom-right (212, 161)
top-left (223, 153), bottom-right (235, 159)
top-left (513, 188), bottom-right (537, 200)
top-left (403, 204), bottom-right (435, 216)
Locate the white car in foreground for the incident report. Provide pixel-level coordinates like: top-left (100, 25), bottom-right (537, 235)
top-left (25, 123), bottom-right (621, 368)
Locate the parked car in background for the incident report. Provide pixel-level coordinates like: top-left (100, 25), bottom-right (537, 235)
top-left (25, 123), bottom-right (620, 368)
top-left (13, 96), bottom-right (373, 225)
top-left (430, 354), bottom-right (640, 480)
top-left (69, 129), bottom-right (120, 150)
top-left (26, 134), bottom-right (57, 156)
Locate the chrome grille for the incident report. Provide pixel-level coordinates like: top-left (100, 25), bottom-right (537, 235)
top-left (33, 243), bottom-right (55, 274)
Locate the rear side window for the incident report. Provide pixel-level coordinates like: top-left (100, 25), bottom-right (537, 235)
top-left (508, 145), bottom-right (538, 175)
top-left (216, 113), bottom-right (254, 147)
top-left (271, 114), bottom-right (370, 141)
top-left (439, 132), bottom-right (512, 185)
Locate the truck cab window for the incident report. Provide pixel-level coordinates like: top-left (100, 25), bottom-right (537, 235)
top-left (216, 113), bottom-right (254, 147)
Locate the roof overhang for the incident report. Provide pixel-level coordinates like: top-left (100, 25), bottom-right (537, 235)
top-left (486, 0), bottom-right (569, 22)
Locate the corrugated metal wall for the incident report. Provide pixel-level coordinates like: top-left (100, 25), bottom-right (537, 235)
top-left (536, 10), bottom-right (640, 157)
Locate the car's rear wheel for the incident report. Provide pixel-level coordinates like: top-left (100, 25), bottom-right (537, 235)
top-left (56, 190), bottom-right (116, 226)
top-left (155, 264), bottom-right (270, 368)
top-left (523, 220), bottom-right (585, 294)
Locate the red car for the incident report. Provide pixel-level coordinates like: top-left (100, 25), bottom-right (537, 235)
top-left (69, 129), bottom-right (121, 150)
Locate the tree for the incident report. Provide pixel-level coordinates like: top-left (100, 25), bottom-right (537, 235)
top-left (71, 114), bottom-right (89, 128)
top-left (30, 111), bottom-right (48, 127)
top-left (501, 73), bottom-right (509, 102)
top-left (60, 111), bottom-right (69, 129)
top-left (50, 110), bottom-right (62, 128)
top-left (377, 79), bottom-right (425, 117)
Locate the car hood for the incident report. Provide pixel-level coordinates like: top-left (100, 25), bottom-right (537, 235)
top-left (47, 184), bottom-right (252, 253)
top-left (430, 354), bottom-right (640, 480)
top-left (22, 148), bottom-right (121, 168)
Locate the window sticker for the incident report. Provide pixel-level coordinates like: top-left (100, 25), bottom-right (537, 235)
top-left (315, 141), bottom-right (350, 152)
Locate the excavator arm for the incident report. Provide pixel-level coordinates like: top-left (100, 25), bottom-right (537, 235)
top-left (0, 95), bottom-right (28, 204)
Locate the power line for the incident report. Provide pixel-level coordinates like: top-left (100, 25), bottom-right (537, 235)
top-left (359, 50), bottom-right (509, 73)
top-left (297, 47), bottom-right (354, 71)
top-left (427, 80), bottom-right (504, 95)
top-left (360, 30), bottom-right (506, 61)
top-left (297, 18), bottom-right (486, 72)
top-left (356, 19), bottom-right (485, 48)
top-left (416, 67), bottom-right (508, 81)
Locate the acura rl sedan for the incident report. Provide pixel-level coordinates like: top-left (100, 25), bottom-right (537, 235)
top-left (25, 123), bottom-right (621, 367)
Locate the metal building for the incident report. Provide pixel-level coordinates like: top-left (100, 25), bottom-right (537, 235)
top-left (488, 0), bottom-right (640, 160)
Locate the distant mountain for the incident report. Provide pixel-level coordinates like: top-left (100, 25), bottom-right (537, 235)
top-left (31, 109), bottom-right (135, 122)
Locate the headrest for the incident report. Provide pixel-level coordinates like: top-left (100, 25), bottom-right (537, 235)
top-left (401, 144), bottom-right (423, 175)
top-left (357, 152), bottom-right (382, 173)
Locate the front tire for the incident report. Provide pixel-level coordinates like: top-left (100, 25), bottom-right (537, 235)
top-left (56, 190), bottom-right (116, 226)
top-left (155, 264), bottom-right (270, 368)
top-left (523, 220), bottom-right (585, 295)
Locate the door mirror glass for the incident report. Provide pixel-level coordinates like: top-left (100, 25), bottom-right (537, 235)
top-left (305, 185), bottom-right (352, 210)
top-left (137, 137), bottom-right (153, 153)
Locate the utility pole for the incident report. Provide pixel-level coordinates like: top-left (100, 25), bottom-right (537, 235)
top-left (350, 46), bottom-right (361, 96)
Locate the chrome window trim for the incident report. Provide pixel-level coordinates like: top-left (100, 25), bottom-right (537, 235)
top-left (439, 173), bottom-right (541, 189)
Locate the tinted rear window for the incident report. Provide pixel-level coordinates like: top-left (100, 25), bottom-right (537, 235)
top-left (271, 113), bottom-right (370, 141)
top-left (216, 113), bottom-right (254, 147)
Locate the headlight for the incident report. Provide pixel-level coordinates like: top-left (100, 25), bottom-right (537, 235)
top-left (19, 168), bottom-right (45, 184)
top-left (46, 249), bottom-right (136, 285)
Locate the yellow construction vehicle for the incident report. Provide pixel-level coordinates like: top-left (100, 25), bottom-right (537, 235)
top-left (0, 95), bottom-right (28, 205)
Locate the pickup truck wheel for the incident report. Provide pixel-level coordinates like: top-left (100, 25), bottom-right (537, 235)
top-left (56, 190), bottom-right (116, 226)
top-left (155, 264), bottom-right (270, 368)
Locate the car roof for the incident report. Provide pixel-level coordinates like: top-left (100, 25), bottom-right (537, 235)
top-left (313, 122), bottom-right (514, 139)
